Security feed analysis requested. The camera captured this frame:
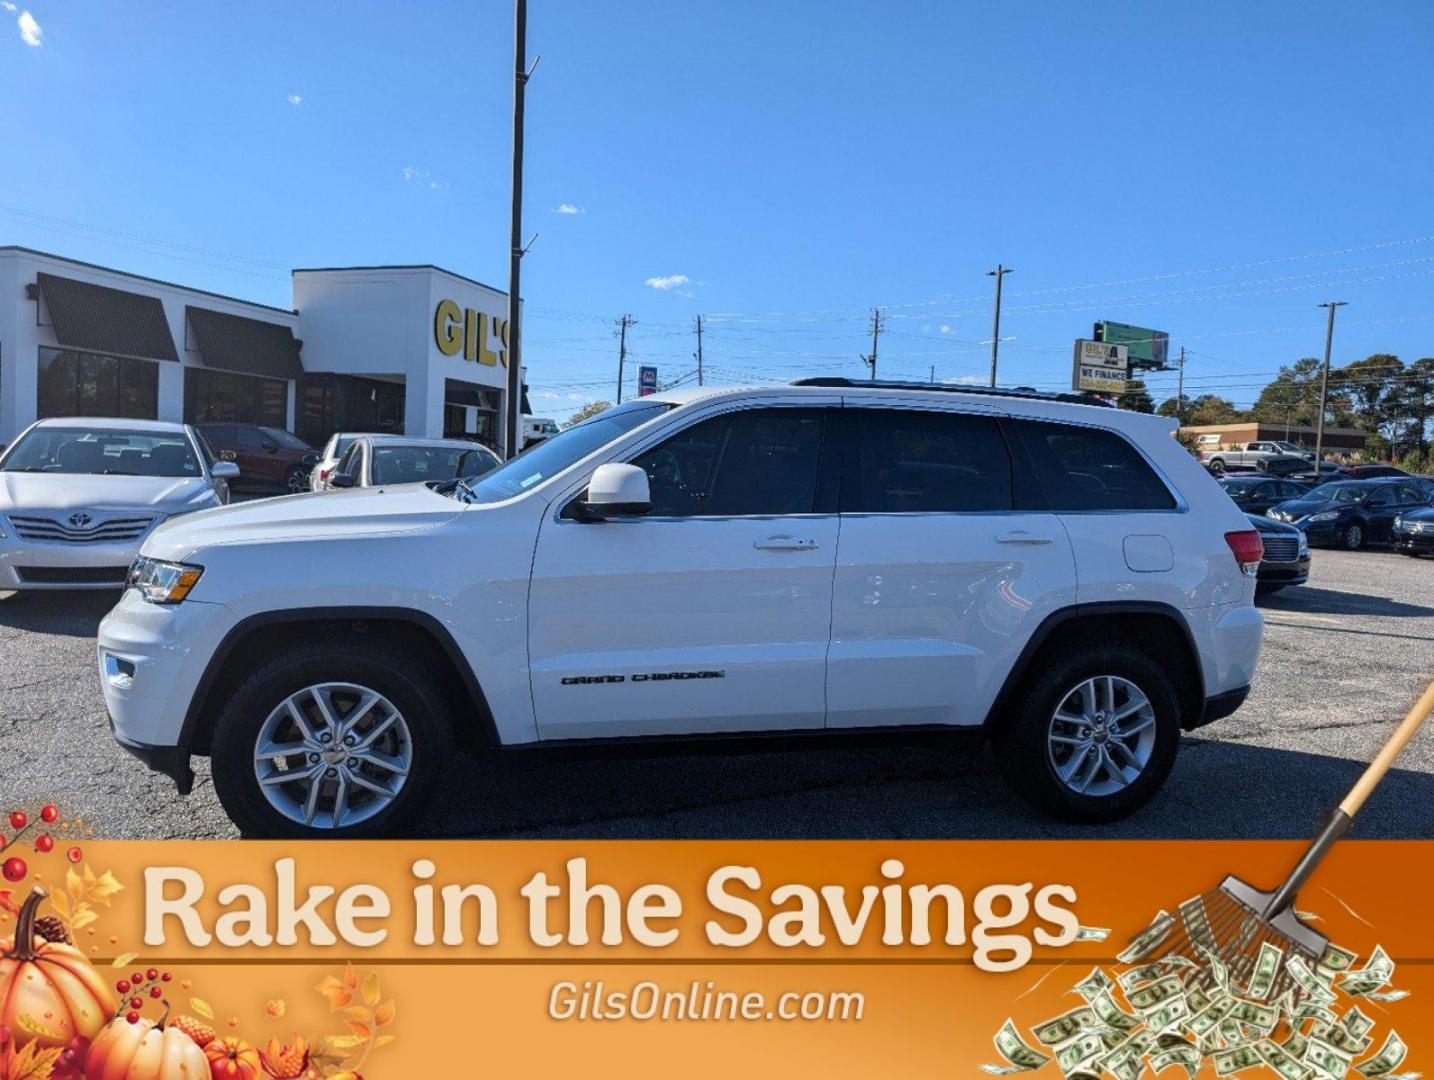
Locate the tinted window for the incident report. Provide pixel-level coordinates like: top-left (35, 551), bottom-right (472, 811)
top-left (1014, 420), bottom-right (1176, 512)
top-left (370, 445), bottom-right (475, 485)
top-left (846, 408), bottom-right (1012, 513)
top-left (631, 408), bottom-right (825, 517)
top-left (3, 427), bottom-right (199, 477)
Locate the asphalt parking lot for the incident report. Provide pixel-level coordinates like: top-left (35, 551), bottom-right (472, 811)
top-left (2, 548), bottom-right (1431, 840)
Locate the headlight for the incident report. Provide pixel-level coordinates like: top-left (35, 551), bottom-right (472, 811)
top-left (1309, 511), bottom-right (1340, 523)
top-left (1394, 515), bottom-right (1403, 532)
top-left (126, 555), bottom-right (203, 604)
top-left (1298, 531), bottom-right (1309, 552)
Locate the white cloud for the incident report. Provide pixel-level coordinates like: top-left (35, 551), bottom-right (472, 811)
top-left (645, 274), bottom-right (691, 291)
top-left (942, 374), bottom-right (987, 386)
top-left (286, 93), bottom-right (303, 106)
top-left (17, 9), bottom-right (42, 46)
top-left (939, 324), bottom-right (953, 334)
top-left (401, 166), bottom-right (450, 190)
top-left (2, 3), bottom-right (17, 13)
top-left (554, 203), bottom-right (584, 215)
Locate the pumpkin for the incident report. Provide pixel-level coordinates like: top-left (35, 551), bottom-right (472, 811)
top-left (204, 1036), bottom-right (262, 1080)
top-left (84, 1014), bottom-right (208, 1080)
top-left (0, 887), bottom-right (115, 1050)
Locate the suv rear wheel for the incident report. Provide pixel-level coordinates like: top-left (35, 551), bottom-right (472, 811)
top-left (210, 636), bottom-right (453, 837)
top-left (992, 645), bottom-right (1180, 822)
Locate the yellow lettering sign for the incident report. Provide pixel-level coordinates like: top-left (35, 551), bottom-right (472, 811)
top-left (434, 299), bottom-right (463, 357)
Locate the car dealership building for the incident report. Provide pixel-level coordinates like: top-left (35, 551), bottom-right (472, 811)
top-left (0, 246), bottom-right (526, 449)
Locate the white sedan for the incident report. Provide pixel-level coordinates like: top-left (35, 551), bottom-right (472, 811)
top-left (0, 417), bottom-right (238, 590)
top-left (324, 435), bottom-right (501, 491)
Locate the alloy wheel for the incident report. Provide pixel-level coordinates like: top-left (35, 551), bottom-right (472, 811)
top-left (287, 468), bottom-right (309, 494)
top-left (1045, 675), bottom-right (1158, 798)
top-left (1344, 524), bottom-right (1363, 550)
top-left (251, 682), bottom-right (412, 830)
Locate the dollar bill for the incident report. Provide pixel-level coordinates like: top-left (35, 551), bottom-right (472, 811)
top-left (1199, 945), bottom-right (1233, 993)
top-left (1074, 968), bottom-right (1115, 1002)
top-left (1128, 975), bottom-right (1185, 1014)
top-left (1284, 1031), bottom-right (1310, 1059)
top-left (1246, 941), bottom-right (1285, 1001)
top-left (1186, 985), bottom-right (1212, 1015)
top-left (1307, 1037), bottom-right (1354, 1080)
top-left (1146, 997), bottom-right (1191, 1034)
top-left (1057, 1033), bottom-right (1107, 1076)
top-left (1319, 943), bottom-right (1358, 973)
top-left (1119, 963), bottom-right (1170, 992)
top-left (1091, 991), bottom-right (1141, 1034)
top-left (986, 1019), bottom-right (1054, 1074)
top-left (1033, 1006), bottom-right (1099, 1047)
top-left (1258, 1039), bottom-right (1313, 1080)
top-left (1342, 1007), bottom-right (1376, 1040)
top-left (1187, 997), bottom-right (1236, 1038)
top-left (1362, 989), bottom-right (1409, 1004)
top-left (1312, 1021), bottom-right (1373, 1056)
top-left (1228, 999), bottom-right (1279, 1033)
top-left (1150, 1044), bottom-right (1200, 1078)
top-left (1076, 925), bottom-right (1112, 942)
top-left (1214, 1044), bottom-right (1264, 1075)
top-left (1288, 955), bottom-right (1339, 1005)
top-left (1355, 1032), bottom-right (1407, 1078)
top-left (1340, 947), bottom-right (1394, 997)
top-left (1118, 911), bottom-right (1176, 965)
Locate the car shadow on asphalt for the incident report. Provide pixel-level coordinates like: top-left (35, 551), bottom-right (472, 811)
top-left (0, 590), bottom-right (119, 637)
top-left (422, 736), bottom-right (1434, 841)
top-left (1258, 585), bottom-right (1434, 619)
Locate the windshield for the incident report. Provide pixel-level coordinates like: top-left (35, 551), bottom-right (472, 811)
top-left (1305, 483), bottom-right (1369, 505)
top-left (453, 401), bottom-right (672, 505)
top-left (371, 444), bottom-right (492, 485)
top-left (1217, 478), bottom-right (1263, 494)
top-left (2, 427), bottom-right (201, 477)
top-left (329, 435), bottom-right (358, 458)
top-left (260, 427), bottom-right (311, 451)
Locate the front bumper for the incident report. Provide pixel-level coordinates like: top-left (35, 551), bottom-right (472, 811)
top-left (98, 588), bottom-right (238, 779)
top-left (1297, 520), bottom-right (1342, 546)
top-left (1257, 553), bottom-right (1311, 586)
top-left (1189, 685), bottom-right (1251, 730)
top-left (0, 535), bottom-right (144, 590)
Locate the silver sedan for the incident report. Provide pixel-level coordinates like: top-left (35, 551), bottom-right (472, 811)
top-left (0, 417), bottom-right (238, 590)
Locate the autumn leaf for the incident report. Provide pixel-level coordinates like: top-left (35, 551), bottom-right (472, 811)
top-left (265, 999), bottom-right (286, 1019)
top-left (342, 1006), bottom-right (371, 1025)
top-left (360, 972), bottom-right (381, 1008)
top-left (65, 868), bottom-right (84, 905)
top-left (342, 962), bottom-right (359, 990)
top-left (321, 1035), bottom-right (365, 1052)
top-left (373, 1034), bottom-right (396, 1049)
top-left (3, 1041), bottom-right (64, 1080)
top-left (374, 999), bottom-right (396, 1027)
top-left (71, 908), bottom-right (98, 931)
top-left (315, 975), bottom-right (353, 1011)
top-left (110, 952), bottom-right (138, 968)
top-left (190, 997), bottom-right (215, 1020)
top-left (0, 890), bottom-right (20, 917)
top-left (47, 891), bottom-right (70, 920)
top-left (344, 1020), bottom-right (372, 1040)
top-left (86, 868), bottom-right (124, 905)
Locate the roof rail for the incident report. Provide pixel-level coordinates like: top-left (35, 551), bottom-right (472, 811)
top-left (790, 377), bottom-right (1115, 407)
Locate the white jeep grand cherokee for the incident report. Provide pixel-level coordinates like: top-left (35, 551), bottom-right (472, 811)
top-left (97, 380), bottom-right (1265, 837)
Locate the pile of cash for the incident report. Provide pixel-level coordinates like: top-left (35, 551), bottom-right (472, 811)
top-left (983, 902), bottom-right (1415, 1080)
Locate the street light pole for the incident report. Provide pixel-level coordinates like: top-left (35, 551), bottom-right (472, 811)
top-left (1313, 301), bottom-right (1347, 476)
top-left (987, 264), bottom-right (1012, 387)
top-left (503, 0), bottom-right (532, 460)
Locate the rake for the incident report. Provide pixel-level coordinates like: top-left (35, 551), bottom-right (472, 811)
top-left (1140, 677), bottom-right (1434, 1003)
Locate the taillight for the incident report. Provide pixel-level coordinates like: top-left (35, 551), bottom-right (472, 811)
top-left (1224, 530), bottom-right (1264, 577)
top-left (319, 468), bottom-right (330, 481)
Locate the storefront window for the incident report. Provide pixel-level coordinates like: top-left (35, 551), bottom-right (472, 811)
top-left (184, 367), bottom-right (289, 429)
top-left (36, 347), bottom-right (160, 420)
top-left (297, 374), bottom-right (405, 446)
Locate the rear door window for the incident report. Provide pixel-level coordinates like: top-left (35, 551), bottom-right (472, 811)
top-left (844, 408), bottom-right (1013, 513)
top-left (1012, 420), bottom-right (1176, 512)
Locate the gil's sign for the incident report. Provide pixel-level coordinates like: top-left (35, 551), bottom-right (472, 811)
top-left (1072, 340), bottom-right (1129, 394)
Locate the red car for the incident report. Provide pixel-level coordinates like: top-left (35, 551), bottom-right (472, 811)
top-left (195, 423), bottom-right (319, 494)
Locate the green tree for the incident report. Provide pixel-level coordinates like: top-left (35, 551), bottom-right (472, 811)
top-left (1332, 354), bottom-right (1403, 444)
top-left (1118, 378), bottom-right (1154, 413)
top-left (1393, 357), bottom-right (1434, 456)
top-left (567, 400), bottom-right (612, 426)
top-left (1184, 394), bottom-right (1240, 426)
top-left (1156, 397), bottom-right (1183, 420)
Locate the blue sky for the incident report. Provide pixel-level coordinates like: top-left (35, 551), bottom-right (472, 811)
top-left (2, 1), bottom-right (1432, 416)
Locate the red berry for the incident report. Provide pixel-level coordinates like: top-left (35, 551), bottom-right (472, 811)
top-left (131, 972), bottom-right (143, 985)
top-left (116, 980), bottom-right (130, 994)
top-left (41, 805), bottom-right (58, 823)
top-left (161, 972), bottom-right (172, 982)
top-left (146, 967), bottom-right (159, 981)
top-left (8, 811), bottom-right (26, 831)
top-left (66, 846), bottom-right (82, 864)
top-left (150, 986), bottom-right (162, 999)
top-left (0, 836), bottom-right (5, 851)
top-left (35, 834), bottom-right (54, 853)
top-left (129, 997), bottom-right (143, 1010)
top-left (126, 1012), bottom-right (139, 1024)
top-left (1, 857), bottom-right (26, 882)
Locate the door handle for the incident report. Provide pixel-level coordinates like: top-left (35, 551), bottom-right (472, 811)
top-left (754, 536), bottom-right (819, 551)
top-left (995, 531), bottom-right (1055, 545)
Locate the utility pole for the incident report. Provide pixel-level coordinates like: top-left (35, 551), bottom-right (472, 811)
top-left (503, 0), bottom-right (537, 460)
top-left (615, 314), bottom-right (634, 403)
top-left (694, 314), bottom-right (704, 386)
top-left (987, 264), bottom-right (1013, 387)
top-left (929, 365), bottom-right (936, 384)
top-left (860, 307), bottom-right (884, 380)
top-left (1176, 346), bottom-right (1186, 422)
top-left (1313, 301), bottom-right (1347, 475)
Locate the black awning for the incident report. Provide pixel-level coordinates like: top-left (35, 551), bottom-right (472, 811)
top-left (36, 273), bottom-right (179, 361)
top-left (444, 380), bottom-right (500, 410)
top-left (186, 306), bottom-right (303, 380)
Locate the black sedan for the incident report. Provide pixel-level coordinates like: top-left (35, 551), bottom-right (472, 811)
top-left (1266, 477), bottom-right (1431, 550)
top-left (1216, 475), bottom-right (1311, 515)
top-left (1247, 513), bottom-right (1309, 594)
top-left (1393, 504), bottom-right (1434, 558)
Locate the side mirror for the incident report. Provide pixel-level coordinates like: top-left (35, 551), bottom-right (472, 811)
top-left (580, 463), bottom-right (651, 519)
top-left (330, 474), bottom-right (356, 489)
top-left (211, 461), bottom-right (240, 480)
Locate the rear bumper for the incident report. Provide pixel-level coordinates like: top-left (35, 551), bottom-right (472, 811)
top-left (1189, 685), bottom-right (1250, 730)
top-left (1394, 534), bottom-right (1434, 556)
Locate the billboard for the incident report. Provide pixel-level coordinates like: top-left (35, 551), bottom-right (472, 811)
top-left (1094, 321), bottom-right (1168, 369)
top-left (1072, 339), bottom-right (1129, 394)
top-left (637, 365), bottom-right (659, 397)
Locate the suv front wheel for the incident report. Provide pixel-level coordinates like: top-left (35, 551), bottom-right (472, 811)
top-left (209, 636), bottom-right (454, 837)
top-left (992, 645), bottom-right (1181, 823)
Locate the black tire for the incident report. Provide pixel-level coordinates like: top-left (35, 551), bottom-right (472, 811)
top-left (991, 645), bottom-right (1182, 823)
top-left (285, 466), bottom-right (310, 495)
top-left (210, 635), bottom-right (454, 838)
top-left (1208, 459), bottom-right (1225, 475)
top-left (1340, 522), bottom-right (1365, 550)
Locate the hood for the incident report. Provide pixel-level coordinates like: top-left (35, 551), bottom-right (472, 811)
top-left (1271, 497), bottom-right (1357, 519)
top-left (1247, 513), bottom-right (1300, 535)
top-left (0, 471), bottom-right (218, 514)
top-left (143, 483), bottom-right (465, 560)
